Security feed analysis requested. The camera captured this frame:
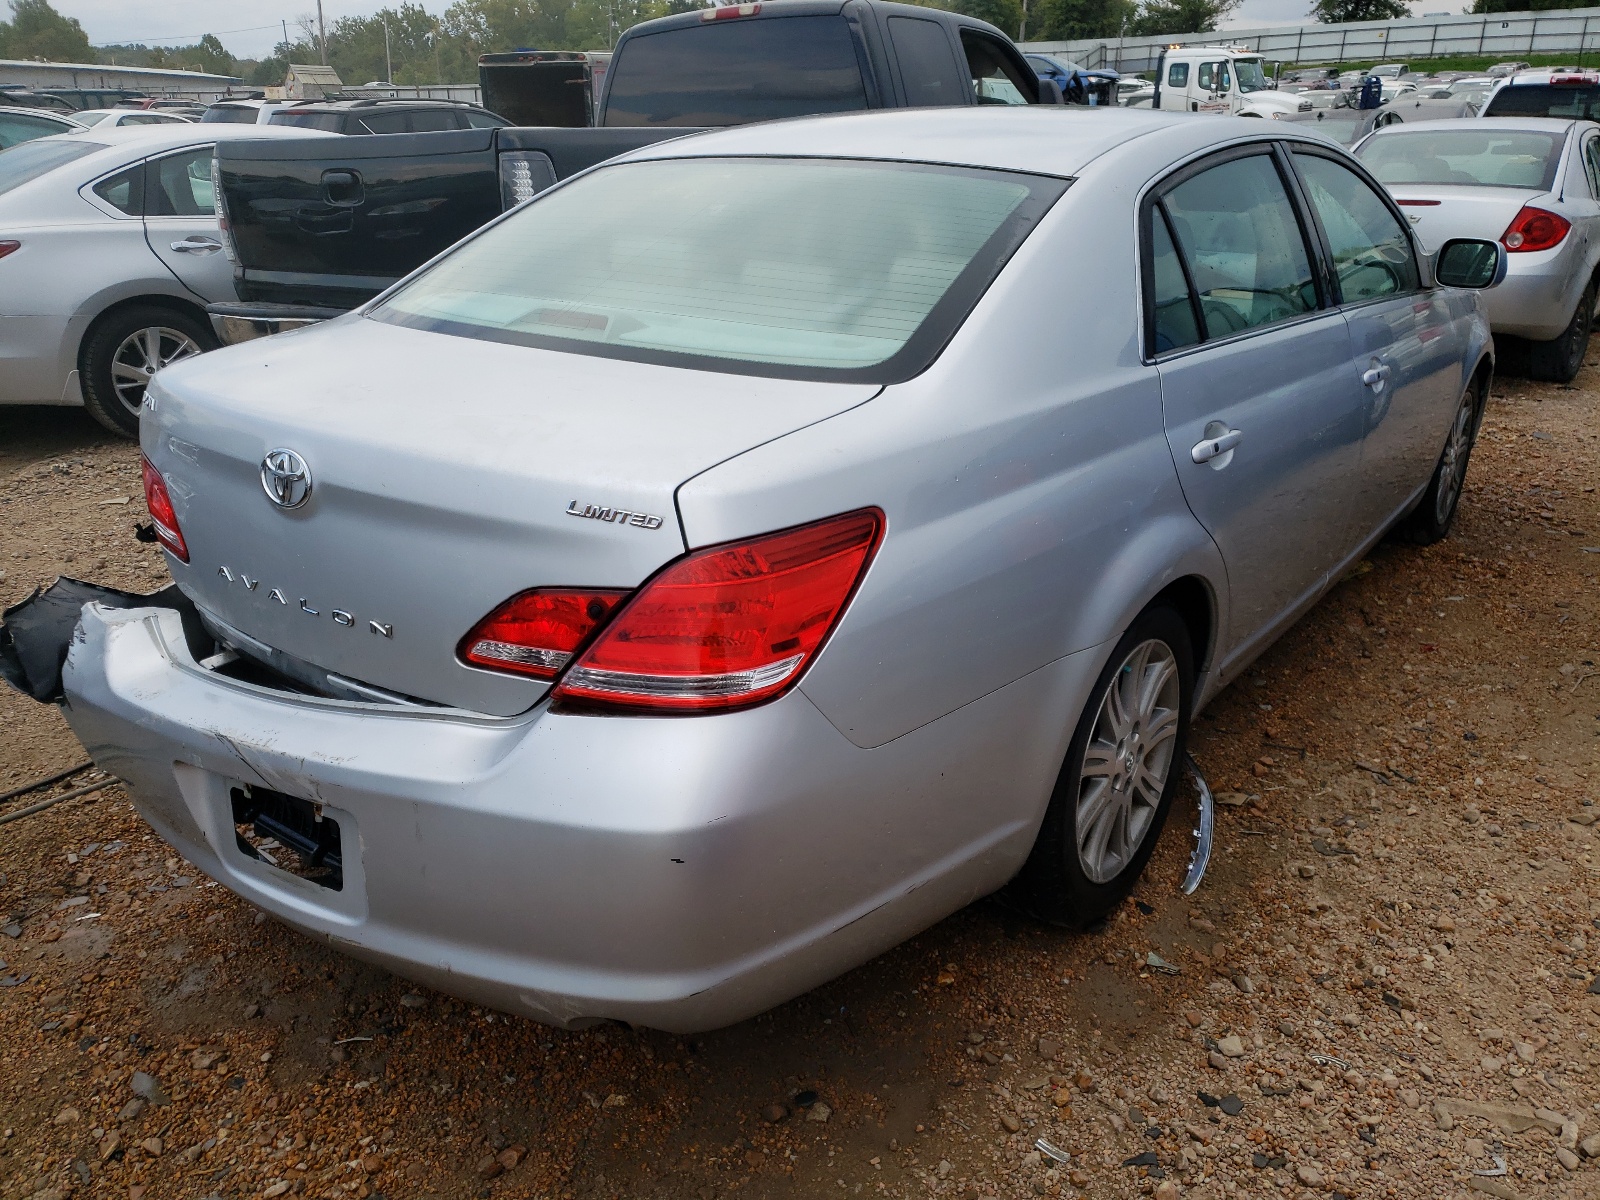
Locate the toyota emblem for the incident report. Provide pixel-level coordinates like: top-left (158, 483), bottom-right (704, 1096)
top-left (260, 448), bottom-right (313, 510)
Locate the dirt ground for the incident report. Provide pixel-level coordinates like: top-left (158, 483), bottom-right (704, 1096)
top-left (1, 360), bottom-right (1597, 1200)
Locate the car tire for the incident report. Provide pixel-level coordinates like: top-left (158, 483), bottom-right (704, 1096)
top-left (1400, 375), bottom-right (1481, 545)
top-left (1009, 605), bottom-right (1194, 928)
top-left (1526, 275), bottom-right (1597, 383)
top-left (80, 304), bottom-right (215, 439)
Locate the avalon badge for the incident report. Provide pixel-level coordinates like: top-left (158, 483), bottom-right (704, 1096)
top-left (261, 448), bottom-right (313, 510)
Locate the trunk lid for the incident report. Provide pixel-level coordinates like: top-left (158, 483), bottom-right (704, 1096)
top-left (1386, 184), bottom-right (1548, 253)
top-left (146, 317), bottom-right (879, 716)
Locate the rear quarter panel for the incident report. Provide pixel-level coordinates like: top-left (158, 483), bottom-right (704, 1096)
top-left (675, 178), bottom-right (1226, 751)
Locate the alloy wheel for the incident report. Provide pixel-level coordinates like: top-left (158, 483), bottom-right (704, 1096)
top-left (1433, 391), bottom-right (1474, 527)
top-left (1075, 639), bottom-right (1181, 884)
top-left (111, 326), bottom-right (201, 418)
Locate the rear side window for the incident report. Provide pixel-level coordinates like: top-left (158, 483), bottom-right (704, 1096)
top-left (603, 17), bottom-right (868, 127)
top-left (92, 164), bottom-right (143, 215)
top-left (359, 111), bottom-right (410, 134)
top-left (0, 137), bottom-right (101, 198)
top-left (202, 105), bottom-right (259, 124)
top-left (1167, 62), bottom-right (1189, 88)
top-left (1483, 83), bottom-right (1600, 120)
top-left (890, 17), bottom-right (966, 108)
top-left (375, 157), bottom-right (1066, 382)
top-left (1153, 153), bottom-right (1317, 344)
top-left (409, 109), bottom-right (463, 132)
top-left (146, 148), bottom-right (216, 216)
top-left (272, 112), bottom-right (346, 132)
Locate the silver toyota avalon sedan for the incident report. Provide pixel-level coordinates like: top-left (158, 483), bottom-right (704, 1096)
top-left (58, 108), bottom-right (1503, 1031)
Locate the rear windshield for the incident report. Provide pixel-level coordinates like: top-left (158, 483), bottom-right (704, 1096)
top-left (0, 137), bottom-right (102, 197)
top-left (1483, 83), bottom-right (1600, 120)
top-left (373, 157), bottom-right (1065, 382)
top-left (1358, 129), bottom-right (1564, 190)
top-left (202, 105), bottom-right (260, 124)
top-left (602, 16), bottom-right (867, 127)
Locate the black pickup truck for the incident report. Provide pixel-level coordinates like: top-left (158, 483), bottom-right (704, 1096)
top-left (209, 0), bottom-right (1064, 341)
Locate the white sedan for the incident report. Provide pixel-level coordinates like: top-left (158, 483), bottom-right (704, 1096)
top-left (0, 124), bottom-right (316, 436)
top-left (70, 108), bottom-right (194, 129)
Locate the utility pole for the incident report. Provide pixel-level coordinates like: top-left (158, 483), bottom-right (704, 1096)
top-left (434, 19), bottom-right (443, 85)
top-left (316, 0), bottom-right (328, 66)
top-left (383, 14), bottom-right (393, 84)
top-left (1019, 0), bottom-right (1027, 43)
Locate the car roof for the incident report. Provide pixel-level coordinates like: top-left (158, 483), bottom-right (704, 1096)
top-left (0, 104), bottom-right (75, 120)
top-left (1498, 68), bottom-right (1600, 84)
top-left (615, 107), bottom-right (1356, 180)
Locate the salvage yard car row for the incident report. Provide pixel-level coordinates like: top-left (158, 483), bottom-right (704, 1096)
top-left (0, 0), bottom-right (1583, 1033)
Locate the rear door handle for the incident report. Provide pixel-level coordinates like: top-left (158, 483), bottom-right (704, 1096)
top-left (1362, 363), bottom-right (1391, 389)
top-left (1191, 428), bottom-right (1243, 464)
top-left (170, 235), bottom-right (222, 254)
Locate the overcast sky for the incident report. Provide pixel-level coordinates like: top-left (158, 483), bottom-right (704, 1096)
top-left (53, 0), bottom-right (1442, 58)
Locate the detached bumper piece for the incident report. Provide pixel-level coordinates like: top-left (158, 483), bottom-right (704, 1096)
top-left (206, 302), bottom-right (349, 346)
top-left (0, 578), bottom-right (204, 703)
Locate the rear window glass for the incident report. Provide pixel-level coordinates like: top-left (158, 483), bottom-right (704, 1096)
top-left (602, 16), bottom-right (867, 127)
top-left (373, 157), bottom-right (1065, 382)
top-left (1483, 83), bottom-right (1600, 120)
top-left (0, 137), bottom-right (102, 197)
top-left (202, 105), bottom-right (260, 124)
top-left (1358, 129), bottom-right (1564, 190)
top-left (271, 112), bottom-right (346, 132)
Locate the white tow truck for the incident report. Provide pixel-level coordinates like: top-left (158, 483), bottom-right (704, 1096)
top-left (1143, 46), bottom-right (1312, 118)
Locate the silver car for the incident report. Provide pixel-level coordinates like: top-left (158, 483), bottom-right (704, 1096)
top-left (0, 124), bottom-right (315, 436)
top-left (1356, 117), bottom-right (1600, 380)
top-left (59, 109), bottom-right (1501, 1032)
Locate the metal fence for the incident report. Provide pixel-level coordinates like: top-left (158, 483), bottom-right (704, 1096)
top-left (1022, 5), bottom-right (1600, 73)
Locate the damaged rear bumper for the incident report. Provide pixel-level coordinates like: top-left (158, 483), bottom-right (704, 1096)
top-left (47, 597), bottom-right (1059, 1031)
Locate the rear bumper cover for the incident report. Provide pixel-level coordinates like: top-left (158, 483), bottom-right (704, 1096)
top-left (56, 600), bottom-right (1089, 1031)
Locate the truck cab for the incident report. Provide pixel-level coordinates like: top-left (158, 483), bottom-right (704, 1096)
top-left (1152, 47), bottom-right (1309, 119)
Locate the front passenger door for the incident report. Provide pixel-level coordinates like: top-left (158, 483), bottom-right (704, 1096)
top-left (1149, 146), bottom-right (1368, 669)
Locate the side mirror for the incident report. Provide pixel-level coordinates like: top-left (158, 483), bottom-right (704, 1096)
top-left (1037, 78), bottom-right (1065, 105)
top-left (1435, 238), bottom-right (1507, 289)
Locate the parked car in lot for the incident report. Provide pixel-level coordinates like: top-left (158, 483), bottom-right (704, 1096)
top-left (0, 124), bottom-right (317, 437)
top-left (1357, 117), bottom-right (1600, 380)
top-left (266, 98), bottom-right (510, 134)
top-left (1284, 96), bottom-right (1477, 148)
top-left (208, 0), bottom-right (1065, 338)
top-left (69, 108), bottom-right (193, 129)
top-left (202, 99), bottom-right (296, 125)
top-left (0, 105), bottom-right (83, 148)
top-left (1487, 61), bottom-right (1530, 78)
top-left (32, 108), bottom-right (1504, 1032)
top-left (1480, 67), bottom-right (1600, 119)
top-left (1023, 53), bottom-right (1119, 105)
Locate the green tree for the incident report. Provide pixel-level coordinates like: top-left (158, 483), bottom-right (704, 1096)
top-left (1031, 0), bottom-right (1135, 40)
top-left (1309, 0), bottom-right (1408, 22)
top-left (187, 33), bottom-right (237, 76)
top-left (1470, 0), bottom-right (1572, 10)
top-left (1127, 0), bottom-right (1237, 36)
top-left (0, 0), bottom-right (93, 62)
top-left (950, 0), bottom-right (1025, 37)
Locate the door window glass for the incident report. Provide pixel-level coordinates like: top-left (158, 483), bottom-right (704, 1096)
top-left (1217, 63), bottom-right (1231, 92)
top-left (409, 109), bottom-right (463, 131)
top-left (961, 31), bottom-right (1035, 105)
top-left (890, 17), bottom-right (966, 108)
top-left (359, 111), bottom-right (410, 134)
top-left (92, 164), bottom-right (143, 215)
top-left (1149, 207), bottom-right (1201, 353)
top-left (1294, 152), bottom-right (1419, 301)
top-left (466, 110), bottom-right (505, 128)
top-left (147, 147), bottom-right (216, 216)
top-left (1585, 136), bottom-right (1600, 196)
top-left (1167, 62), bottom-right (1188, 88)
top-left (1161, 153), bottom-right (1317, 339)
top-left (1197, 63), bottom-right (1213, 90)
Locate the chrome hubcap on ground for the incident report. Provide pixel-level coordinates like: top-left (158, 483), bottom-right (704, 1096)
top-left (1076, 639), bottom-right (1180, 884)
top-left (1434, 392), bottom-right (1473, 526)
top-left (111, 326), bottom-right (200, 417)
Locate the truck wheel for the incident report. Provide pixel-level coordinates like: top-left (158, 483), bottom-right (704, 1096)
top-left (80, 304), bottom-right (215, 439)
top-left (1526, 276), bottom-right (1596, 383)
top-left (1008, 606), bottom-right (1194, 927)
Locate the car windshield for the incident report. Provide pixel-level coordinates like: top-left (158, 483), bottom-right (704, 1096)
top-left (0, 136), bottom-right (103, 197)
top-left (374, 157), bottom-right (1065, 381)
top-left (1357, 129), bottom-right (1564, 189)
top-left (1484, 83), bottom-right (1600, 120)
top-left (1235, 58), bottom-right (1270, 93)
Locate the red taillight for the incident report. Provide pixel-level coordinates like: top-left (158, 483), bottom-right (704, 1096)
top-left (0, 241), bottom-right (19, 260)
top-left (140, 455), bottom-right (188, 562)
top-left (459, 588), bottom-right (628, 679)
top-left (1501, 206), bottom-right (1570, 252)
top-left (551, 508), bottom-right (883, 713)
top-left (702, 2), bottom-right (761, 18)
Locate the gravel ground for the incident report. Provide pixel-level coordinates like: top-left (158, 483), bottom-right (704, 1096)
top-left (1, 363), bottom-right (1597, 1200)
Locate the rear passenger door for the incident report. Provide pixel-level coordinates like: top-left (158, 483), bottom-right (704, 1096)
top-left (1147, 144), bottom-right (1368, 668)
top-left (1289, 147), bottom-right (1460, 538)
top-left (143, 143), bottom-right (235, 302)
